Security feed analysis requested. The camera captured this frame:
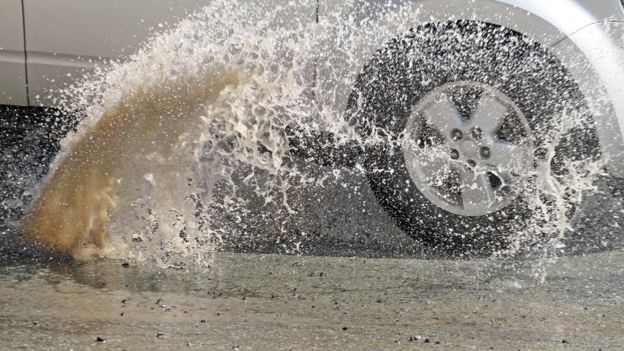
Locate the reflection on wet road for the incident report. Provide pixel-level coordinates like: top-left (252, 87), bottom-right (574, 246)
top-left (1, 251), bottom-right (623, 350)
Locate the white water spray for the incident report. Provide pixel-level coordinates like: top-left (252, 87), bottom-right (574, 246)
top-left (13, 0), bottom-right (614, 270)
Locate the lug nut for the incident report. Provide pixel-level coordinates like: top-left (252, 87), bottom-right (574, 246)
top-left (499, 185), bottom-right (512, 194)
top-left (451, 129), bottom-right (463, 141)
top-left (450, 149), bottom-right (460, 159)
top-left (467, 159), bottom-right (477, 168)
top-left (480, 146), bottom-right (491, 159)
top-left (471, 126), bottom-right (483, 140)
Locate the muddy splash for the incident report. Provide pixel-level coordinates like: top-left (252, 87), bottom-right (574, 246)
top-left (12, 0), bottom-right (616, 267)
top-left (22, 67), bottom-right (241, 258)
top-left (20, 2), bottom-right (330, 264)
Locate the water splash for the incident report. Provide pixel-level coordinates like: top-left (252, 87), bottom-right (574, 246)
top-left (5, 0), bottom-right (618, 269)
top-left (21, 2), bottom-right (331, 264)
top-left (22, 67), bottom-right (241, 258)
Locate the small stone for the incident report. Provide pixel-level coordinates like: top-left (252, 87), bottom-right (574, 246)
top-left (121, 262), bottom-right (130, 268)
top-left (156, 333), bottom-right (164, 338)
top-left (562, 340), bottom-right (567, 344)
top-left (200, 319), bottom-right (207, 323)
top-left (96, 336), bottom-right (106, 342)
top-left (342, 327), bottom-right (348, 331)
top-left (424, 338), bottom-right (430, 343)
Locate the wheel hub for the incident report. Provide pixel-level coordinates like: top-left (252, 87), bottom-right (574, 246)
top-left (402, 81), bottom-right (535, 216)
top-left (458, 140), bottom-right (478, 158)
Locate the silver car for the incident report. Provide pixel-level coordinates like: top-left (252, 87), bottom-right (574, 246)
top-left (1, 0), bottom-right (623, 253)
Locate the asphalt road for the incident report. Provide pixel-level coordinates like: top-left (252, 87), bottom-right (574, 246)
top-left (1, 251), bottom-right (623, 350)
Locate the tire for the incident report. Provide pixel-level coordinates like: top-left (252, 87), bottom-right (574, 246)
top-left (347, 21), bottom-right (599, 255)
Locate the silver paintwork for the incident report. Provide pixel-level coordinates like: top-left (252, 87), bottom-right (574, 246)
top-left (0, 0), bottom-right (316, 107)
top-left (0, 1), bottom-right (27, 106)
top-left (23, 0), bottom-right (219, 106)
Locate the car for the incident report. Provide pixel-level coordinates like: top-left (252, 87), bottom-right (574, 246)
top-left (1, 0), bottom-right (624, 254)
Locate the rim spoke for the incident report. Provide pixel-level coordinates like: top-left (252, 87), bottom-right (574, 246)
top-left (422, 93), bottom-right (464, 137)
top-left (422, 156), bottom-right (453, 186)
top-left (471, 94), bottom-right (508, 136)
top-left (487, 141), bottom-right (533, 174)
top-left (460, 171), bottom-right (496, 212)
top-left (406, 146), bottom-right (454, 186)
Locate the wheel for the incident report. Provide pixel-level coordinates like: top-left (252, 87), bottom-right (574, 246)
top-left (347, 21), bottom-right (599, 255)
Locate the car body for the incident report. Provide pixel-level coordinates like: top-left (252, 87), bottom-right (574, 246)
top-left (0, 0), bottom-right (316, 106)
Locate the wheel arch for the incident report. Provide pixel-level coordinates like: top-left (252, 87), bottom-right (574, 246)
top-left (317, 0), bottom-right (624, 176)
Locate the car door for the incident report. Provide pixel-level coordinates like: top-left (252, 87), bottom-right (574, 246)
top-left (0, 0), bottom-right (28, 106)
top-left (23, 0), bottom-right (317, 107)
top-left (23, 0), bottom-right (216, 107)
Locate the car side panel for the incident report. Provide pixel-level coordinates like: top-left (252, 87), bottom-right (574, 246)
top-left (24, 0), bottom-right (216, 106)
top-left (24, 0), bottom-right (316, 107)
top-left (553, 21), bottom-right (624, 177)
top-left (0, 0), bottom-right (28, 106)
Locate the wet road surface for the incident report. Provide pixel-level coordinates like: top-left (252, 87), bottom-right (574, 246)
top-left (1, 250), bottom-right (623, 350)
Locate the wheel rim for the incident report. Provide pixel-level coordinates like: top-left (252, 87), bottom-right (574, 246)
top-left (402, 81), bottom-right (536, 217)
